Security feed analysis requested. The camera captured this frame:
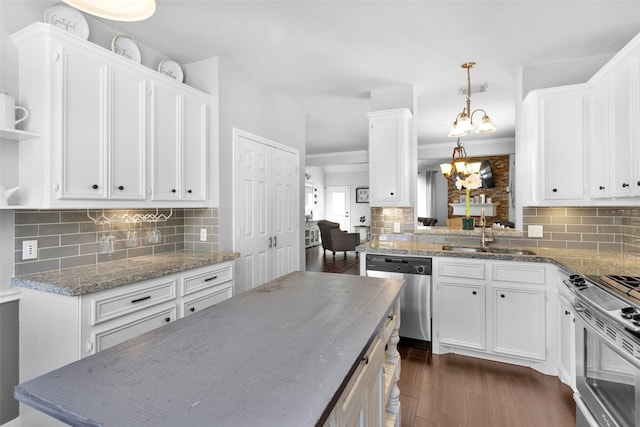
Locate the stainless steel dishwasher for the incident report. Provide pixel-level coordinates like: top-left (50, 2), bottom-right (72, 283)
top-left (365, 255), bottom-right (432, 342)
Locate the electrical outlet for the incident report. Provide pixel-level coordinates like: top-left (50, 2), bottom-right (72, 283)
top-left (22, 240), bottom-right (38, 260)
top-left (528, 224), bottom-right (544, 238)
top-left (200, 228), bottom-right (207, 241)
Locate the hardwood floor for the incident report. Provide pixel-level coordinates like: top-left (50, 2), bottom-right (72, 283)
top-left (305, 245), bottom-right (577, 427)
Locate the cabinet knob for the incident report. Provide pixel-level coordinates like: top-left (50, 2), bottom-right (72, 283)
top-left (552, 188), bottom-right (558, 193)
top-left (390, 192), bottom-right (394, 196)
top-left (472, 291), bottom-right (477, 295)
top-left (164, 317), bottom-right (171, 323)
top-left (187, 189), bottom-right (192, 194)
top-left (362, 355), bottom-right (369, 365)
top-left (92, 184), bottom-right (99, 190)
top-left (565, 310), bottom-right (570, 315)
top-left (118, 185), bottom-right (124, 191)
top-left (623, 183), bottom-right (630, 188)
top-left (637, 181), bottom-right (640, 186)
top-left (189, 307), bottom-right (195, 312)
top-left (599, 186), bottom-right (605, 190)
top-left (171, 189), bottom-right (176, 193)
top-left (500, 294), bottom-right (506, 298)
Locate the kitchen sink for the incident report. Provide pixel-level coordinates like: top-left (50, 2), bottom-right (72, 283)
top-left (441, 245), bottom-right (536, 256)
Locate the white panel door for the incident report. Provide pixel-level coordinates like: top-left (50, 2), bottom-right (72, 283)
top-left (326, 185), bottom-right (351, 231)
top-left (235, 130), bottom-right (300, 294)
top-left (271, 149), bottom-right (298, 279)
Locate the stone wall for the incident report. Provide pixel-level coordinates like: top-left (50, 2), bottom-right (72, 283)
top-left (446, 155), bottom-right (510, 223)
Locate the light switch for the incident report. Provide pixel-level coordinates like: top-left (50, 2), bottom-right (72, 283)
top-left (528, 224), bottom-right (544, 238)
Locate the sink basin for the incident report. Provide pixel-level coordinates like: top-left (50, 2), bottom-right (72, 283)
top-left (441, 245), bottom-right (536, 256)
top-left (487, 247), bottom-right (537, 255)
top-left (441, 245), bottom-right (487, 253)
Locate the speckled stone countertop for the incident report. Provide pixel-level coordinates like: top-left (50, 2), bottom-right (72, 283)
top-left (357, 242), bottom-right (640, 277)
top-left (11, 251), bottom-right (240, 296)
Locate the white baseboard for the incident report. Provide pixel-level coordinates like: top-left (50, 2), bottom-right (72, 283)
top-left (1, 416), bottom-right (20, 427)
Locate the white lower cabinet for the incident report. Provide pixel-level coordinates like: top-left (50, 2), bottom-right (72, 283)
top-left (492, 286), bottom-right (546, 360)
top-left (18, 261), bottom-right (234, 426)
top-left (324, 301), bottom-right (401, 427)
top-left (557, 271), bottom-right (577, 390)
top-left (433, 258), bottom-right (554, 373)
top-left (439, 281), bottom-right (485, 350)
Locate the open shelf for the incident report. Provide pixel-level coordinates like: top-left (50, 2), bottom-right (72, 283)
top-left (0, 128), bottom-right (39, 141)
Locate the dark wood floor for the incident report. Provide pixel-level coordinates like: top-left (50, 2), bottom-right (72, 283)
top-left (305, 245), bottom-right (576, 427)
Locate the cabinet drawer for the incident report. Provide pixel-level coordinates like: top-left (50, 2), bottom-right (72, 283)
top-left (438, 261), bottom-right (485, 280)
top-left (89, 304), bottom-right (177, 354)
top-left (492, 264), bottom-right (545, 285)
top-left (90, 278), bottom-right (177, 326)
top-left (181, 283), bottom-right (232, 317)
top-left (182, 263), bottom-right (233, 296)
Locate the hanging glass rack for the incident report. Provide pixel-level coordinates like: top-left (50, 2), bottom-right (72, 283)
top-left (86, 208), bottom-right (173, 224)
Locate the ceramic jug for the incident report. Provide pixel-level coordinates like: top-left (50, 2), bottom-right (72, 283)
top-left (0, 92), bottom-right (29, 129)
top-left (0, 186), bottom-right (19, 207)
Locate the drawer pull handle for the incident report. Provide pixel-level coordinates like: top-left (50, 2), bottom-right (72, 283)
top-left (388, 314), bottom-right (394, 320)
top-left (565, 310), bottom-right (570, 315)
top-left (204, 275), bottom-right (218, 282)
top-left (131, 295), bottom-right (151, 304)
top-left (472, 291), bottom-right (477, 295)
top-left (164, 317), bottom-right (171, 323)
top-left (189, 307), bottom-right (196, 312)
top-left (500, 294), bottom-right (506, 298)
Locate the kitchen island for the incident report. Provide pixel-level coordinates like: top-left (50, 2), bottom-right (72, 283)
top-left (14, 271), bottom-right (404, 427)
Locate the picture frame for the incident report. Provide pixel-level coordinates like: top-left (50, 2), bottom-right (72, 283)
top-left (356, 187), bottom-right (369, 203)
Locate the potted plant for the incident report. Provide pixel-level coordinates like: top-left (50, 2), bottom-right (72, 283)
top-left (455, 173), bottom-right (482, 230)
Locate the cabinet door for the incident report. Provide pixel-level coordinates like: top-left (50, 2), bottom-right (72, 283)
top-left (558, 293), bottom-right (576, 390)
top-left (589, 80), bottom-right (612, 198)
top-left (492, 287), bottom-right (546, 360)
top-left (609, 62), bottom-right (634, 197)
top-left (151, 83), bottom-right (181, 201)
top-left (438, 281), bottom-right (485, 350)
top-left (182, 92), bottom-right (208, 201)
top-left (368, 109), bottom-right (413, 207)
top-left (110, 66), bottom-right (147, 200)
top-left (542, 90), bottom-right (585, 200)
top-left (57, 47), bottom-right (108, 199)
top-left (88, 304), bottom-right (176, 355)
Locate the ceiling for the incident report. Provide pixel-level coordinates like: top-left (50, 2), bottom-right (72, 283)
top-left (104, 0), bottom-right (640, 158)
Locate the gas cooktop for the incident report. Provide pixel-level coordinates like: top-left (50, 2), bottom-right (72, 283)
top-left (566, 274), bottom-right (640, 334)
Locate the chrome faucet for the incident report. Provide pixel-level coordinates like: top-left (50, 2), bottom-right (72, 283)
top-left (480, 209), bottom-right (494, 248)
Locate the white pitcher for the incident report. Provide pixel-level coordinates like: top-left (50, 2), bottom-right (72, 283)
top-left (0, 92), bottom-right (29, 129)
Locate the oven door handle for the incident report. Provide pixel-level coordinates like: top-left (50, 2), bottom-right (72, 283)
top-left (573, 304), bottom-right (640, 370)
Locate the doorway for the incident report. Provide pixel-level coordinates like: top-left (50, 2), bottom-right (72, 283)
top-left (325, 185), bottom-right (351, 231)
top-left (233, 129), bottom-right (300, 294)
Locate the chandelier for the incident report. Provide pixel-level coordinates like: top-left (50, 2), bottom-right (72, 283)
top-left (448, 62), bottom-right (496, 137)
top-left (440, 138), bottom-right (481, 178)
top-left (62, 0), bottom-right (156, 21)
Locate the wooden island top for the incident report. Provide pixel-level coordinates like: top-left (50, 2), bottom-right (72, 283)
top-left (14, 271), bottom-right (404, 427)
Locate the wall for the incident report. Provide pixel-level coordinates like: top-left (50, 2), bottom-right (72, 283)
top-left (13, 208), bottom-right (218, 276)
top-left (217, 57), bottom-right (306, 261)
top-left (374, 206), bottom-right (640, 254)
top-left (445, 155), bottom-right (511, 223)
top-left (323, 165), bottom-right (370, 229)
top-left (304, 166), bottom-right (325, 221)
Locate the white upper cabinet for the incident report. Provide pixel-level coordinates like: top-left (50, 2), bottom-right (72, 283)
top-left (367, 108), bottom-right (416, 207)
top-left (521, 85), bottom-right (588, 205)
top-left (10, 23), bottom-right (211, 208)
top-left (589, 44), bottom-right (640, 200)
top-left (150, 84), bottom-right (208, 202)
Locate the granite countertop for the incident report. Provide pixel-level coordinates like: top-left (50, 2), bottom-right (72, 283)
top-left (357, 241), bottom-right (640, 277)
top-left (14, 271), bottom-right (404, 427)
top-left (11, 251), bottom-right (240, 296)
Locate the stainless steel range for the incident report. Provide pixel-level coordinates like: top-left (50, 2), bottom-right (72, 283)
top-left (565, 274), bottom-right (640, 426)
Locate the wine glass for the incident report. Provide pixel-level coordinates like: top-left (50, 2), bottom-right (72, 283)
top-left (126, 221), bottom-right (139, 247)
top-left (146, 221), bottom-right (161, 244)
